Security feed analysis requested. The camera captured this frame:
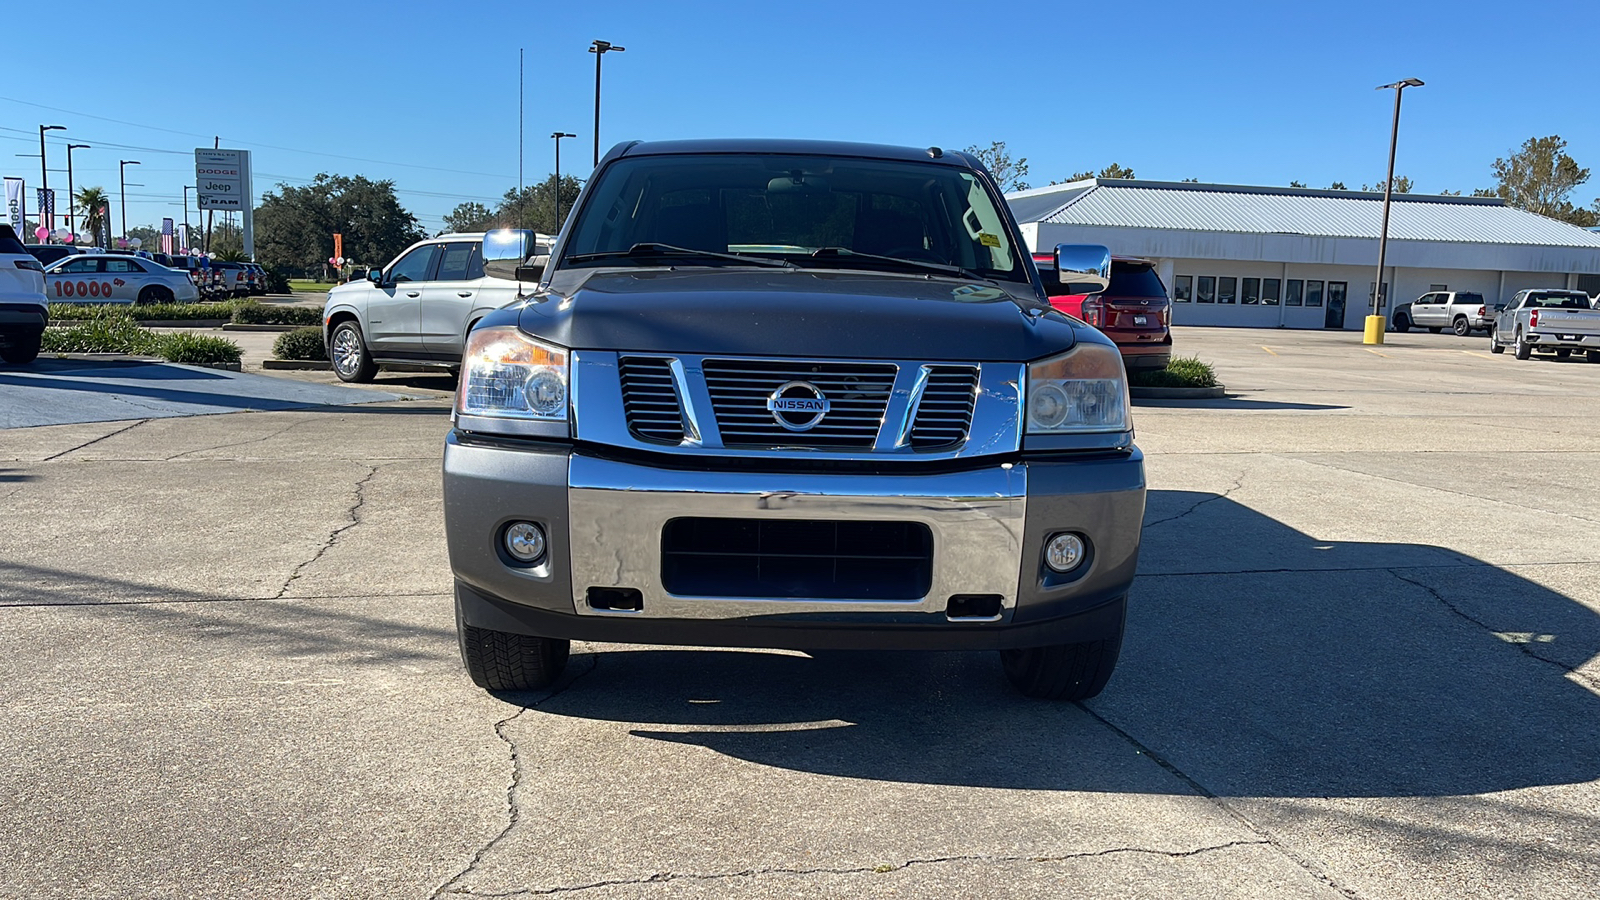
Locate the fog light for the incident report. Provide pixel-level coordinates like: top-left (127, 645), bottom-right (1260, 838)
top-left (503, 521), bottom-right (547, 563)
top-left (1045, 533), bottom-right (1086, 573)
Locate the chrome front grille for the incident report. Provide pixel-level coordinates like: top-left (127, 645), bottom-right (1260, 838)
top-left (702, 358), bottom-right (897, 450)
top-left (911, 366), bottom-right (979, 450)
top-left (618, 356), bottom-right (683, 443)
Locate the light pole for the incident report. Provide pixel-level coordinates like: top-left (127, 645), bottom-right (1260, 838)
top-left (1366, 78), bottom-right (1424, 345)
top-left (182, 185), bottom-right (195, 249)
top-left (65, 143), bottom-right (88, 238)
top-left (119, 160), bottom-right (140, 243)
top-left (39, 125), bottom-right (64, 241)
top-left (589, 40), bottom-right (625, 168)
top-left (551, 132), bottom-right (575, 233)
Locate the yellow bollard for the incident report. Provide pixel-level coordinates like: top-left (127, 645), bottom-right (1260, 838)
top-left (1363, 315), bottom-right (1387, 345)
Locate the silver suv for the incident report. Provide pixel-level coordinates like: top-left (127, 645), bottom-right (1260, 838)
top-left (0, 225), bottom-right (47, 365)
top-left (321, 232), bottom-right (551, 382)
top-left (1393, 290), bottom-right (1491, 335)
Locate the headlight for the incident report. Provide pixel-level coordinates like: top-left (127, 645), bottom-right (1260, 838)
top-left (457, 326), bottom-right (569, 422)
top-left (1025, 342), bottom-right (1130, 434)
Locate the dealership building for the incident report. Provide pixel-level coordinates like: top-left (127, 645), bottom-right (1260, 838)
top-left (1008, 180), bottom-right (1600, 330)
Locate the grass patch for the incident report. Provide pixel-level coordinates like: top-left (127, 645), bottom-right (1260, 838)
top-left (1128, 355), bottom-right (1219, 389)
top-left (273, 326), bottom-right (328, 361)
top-left (42, 314), bottom-right (242, 366)
top-left (231, 300), bottom-right (323, 327)
top-left (288, 280), bottom-right (337, 293)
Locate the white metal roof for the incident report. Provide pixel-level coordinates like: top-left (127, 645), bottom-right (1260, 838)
top-left (1008, 180), bottom-right (1600, 249)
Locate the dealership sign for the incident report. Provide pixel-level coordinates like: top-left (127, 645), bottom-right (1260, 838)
top-left (3, 178), bottom-right (22, 235)
top-left (195, 148), bottom-right (252, 211)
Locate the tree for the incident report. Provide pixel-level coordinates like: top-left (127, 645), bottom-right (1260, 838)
top-left (75, 186), bottom-right (108, 245)
top-left (1289, 180), bottom-right (1307, 188)
top-left (1054, 163), bottom-right (1136, 185)
top-left (442, 177), bottom-right (583, 236)
top-left (1329, 182), bottom-right (1348, 190)
top-left (126, 224), bottom-right (162, 251)
top-left (964, 142), bottom-right (1029, 191)
top-left (255, 173), bottom-right (427, 275)
top-left (1438, 188), bottom-right (1462, 197)
top-left (1361, 176), bottom-right (1413, 193)
top-left (1486, 135), bottom-right (1596, 226)
top-left (443, 202), bottom-right (494, 234)
top-left (1181, 177), bottom-right (1199, 183)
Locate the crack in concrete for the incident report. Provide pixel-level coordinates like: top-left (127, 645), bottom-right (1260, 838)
top-left (274, 464), bottom-right (378, 599)
top-left (164, 418), bottom-right (313, 460)
top-left (439, 840), bottom-right (1274, 898)
top-left (431, 654), bottom-right (602, 900)
top-left (1142, 476), bottom-right (1244, 529)
top-left (1074, 704), bottom-right (1363, 900)
top-left (40, 418), bottom-right (150, 461)
top-left (1388, 568), bottom-right (1600, 692)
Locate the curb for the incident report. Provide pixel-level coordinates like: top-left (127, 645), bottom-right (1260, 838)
top-left (223, 323), bottom-right (305, 332)
top-left (262, 358), bottom-right (331, 370)
top-left (46, 352), bottom-right (241, 372)
top-left (52, 319), bottom-right (230, 328)
top-left (1130, 385), bottom-right (1228, 400)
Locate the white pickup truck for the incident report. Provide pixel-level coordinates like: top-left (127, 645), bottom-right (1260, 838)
top-left (1489, 289), bottom-right (1600, 362)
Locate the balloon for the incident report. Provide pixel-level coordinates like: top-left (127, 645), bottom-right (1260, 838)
top-left (53, 227), bottom-right (70, 240)
top-left (328, 256), bottom-right (337, 266)
top-left (67, 234), bottom-right (78, 244)
top-left (335, 256), bottom-right (345, 266)
top-left (128, 237), bottom-right (142, 249)
top-left (115, 238), bottom-right (128, 248)
top-left (34, 226), bottom-right (49, 241)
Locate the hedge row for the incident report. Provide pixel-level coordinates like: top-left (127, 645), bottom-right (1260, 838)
top-left (1128, 355), bottom-right (1219, 389)
top-left (50, 299), bottom-right (322, 327)
top-left (41, 315), bottom-right (242, 366)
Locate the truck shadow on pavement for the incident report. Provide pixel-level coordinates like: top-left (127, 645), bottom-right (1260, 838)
top-left (526, 490), bottom-right (1600, 800)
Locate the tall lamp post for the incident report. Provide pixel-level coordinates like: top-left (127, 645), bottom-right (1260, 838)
top-left (182, 185), bottom-right (195, 250)
top-left (589, 40), bottom-right (625, 168)
top-left (551, 132), bottom-right (575, 234)
top-left (65, 143), bottom-right (89, 239)
top-left (1366, 78), bottom-right (1424, 346)
top-left (119, 160), bottom-right (140, 243)
top-left (39, 125), bottom-right (64, 241)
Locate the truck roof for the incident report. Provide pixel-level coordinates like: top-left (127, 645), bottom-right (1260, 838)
top-left (615, 138), bottom-right (976, 168)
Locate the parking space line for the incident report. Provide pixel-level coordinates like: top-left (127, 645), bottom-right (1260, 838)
top-left (1364, 348), bottom-right (1391, 358)
top-left (1462, 351), bottom-right (1497, 360)
top-left (1260, 346), bottom-right (1278, 356)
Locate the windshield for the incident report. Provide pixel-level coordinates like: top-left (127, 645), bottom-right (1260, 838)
top-left (562, 153), bottom-right (1025, 282)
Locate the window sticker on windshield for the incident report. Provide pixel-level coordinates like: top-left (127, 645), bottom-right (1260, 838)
top-left (978, 232), bottom-right (1001, 248)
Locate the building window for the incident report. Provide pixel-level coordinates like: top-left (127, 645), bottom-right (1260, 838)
top-left (1429, 283), bottom-right (1447, 292)
top-left (1305, 280), bottom-right (1324, 308)
top-left (1173, 275), bottom-right (1192, 301)
top-left (1218, 276), bottom-right (1237, 304)
top-left (1242, 277), bottom-right (1260, 305)
top-left (1197, 276), bottom-right (1215, 303)
top-left (1263, 278), bottom-right (1281, 306)
top-left (1285, 279), bottom-right (1303, 306)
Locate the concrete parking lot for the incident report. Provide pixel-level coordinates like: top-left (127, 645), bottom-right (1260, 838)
top-left (2, 325), bottom-right (1597, 899)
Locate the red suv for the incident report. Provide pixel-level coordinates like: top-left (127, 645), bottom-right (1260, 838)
top-left (1033, 254), bottom-right (1172, 371)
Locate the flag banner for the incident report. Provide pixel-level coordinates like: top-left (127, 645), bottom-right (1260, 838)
top-left (178, 223), bottom-right (188, 251)
top-left (161, 218), bottom-right (174, 254)
top-left (3, 178), bottom-right (21, 235)
top-left (36, 188), bottom-right (55, 230)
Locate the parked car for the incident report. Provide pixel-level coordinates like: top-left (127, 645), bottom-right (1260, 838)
top-left (23, 244), bottom-right (85, 268)
top-left (1392, 291), bottom-right (1492, 335)
top-left (43, 253), bottom-right (199, 304)
top-left (243, 263), bottom-right (269, 295)
top-left (1489, 289), bottom-right (1600, 361)
top-left (439, 139), bottom-right (1144, 702)
top-left (0, 225), bottom-right (48, 364)
top-left (208, 261), bottom-right (250, 298)
top-left (1032, 254), bottom-right (1172, 371)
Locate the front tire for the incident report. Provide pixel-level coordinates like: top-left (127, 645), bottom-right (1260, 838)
top-left (1392, 314), bottom-right (1410, 333)
top-left (137, 285), bottom-right (174, 306)
top-left (1452, 316), bottom-right (1471, 336)
top-left (458, 622), bottom-right (571, 691)
top-left (1001, 612), bottom-right (1125, 700)
top-left (329, 320), bottom-right (378, 383)
top-left (1515, 330), bottom-right (1531, 360)
top-left (1588, 350), bottom-right (1600, 364)
top-left (1489, 330), bottom-right (1505, 354)
top-left (1, 333), bottom-right (42, 365)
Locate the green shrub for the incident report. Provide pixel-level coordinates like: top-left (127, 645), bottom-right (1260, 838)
top-left (263, 267), bottom-right (293, 294)
top-left (157, 332), bottom-right (243, 366)
top-left (273, 326), bottom-right (328, 361)
top-left (1129, 355), bottom-right (1220, 389)
top-left (50, 301), bottom-right (237, 322)
top-left (42, 314), bottom-right (241, 366)
top-left (231, 300), bottom-right (323, 326)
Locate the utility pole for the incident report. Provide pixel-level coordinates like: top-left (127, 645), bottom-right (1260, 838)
top-left (589, 40), bottom-right (625, 168)
top-left (552, 132), bottom-right (575, 233)
top-left (519, 48), bottom-right (525, 232)
top-left (66, 143), bottom-right (89, 238)
top-left (119, 159), bottom-right (140, 242)
top-left (39, 125), bottom-right (64, 240)
top-left (1366, 78), bottom-right (1424, 346)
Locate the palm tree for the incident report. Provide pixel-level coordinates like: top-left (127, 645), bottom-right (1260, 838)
top-left (75, 186), bottom-right (108, 245)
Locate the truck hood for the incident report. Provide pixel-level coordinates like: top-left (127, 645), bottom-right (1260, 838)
top-left (517, 268), bottom-right (1080, 361)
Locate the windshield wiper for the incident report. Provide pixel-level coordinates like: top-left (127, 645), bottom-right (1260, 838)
top-left (565, 243), bottom-right (794, 268)
top-left (799, 247), bottom-right (997, 284)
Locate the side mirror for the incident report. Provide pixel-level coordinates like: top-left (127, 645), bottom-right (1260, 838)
top-left (1054, 244), bottom-right (1111, 295)
top-left (366, 268), bottom-right (383, 285)
top-left (483, 228), bottom-right (537, 281)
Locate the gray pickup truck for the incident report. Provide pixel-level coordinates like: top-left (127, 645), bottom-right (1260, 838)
top-left (1392, 290), bottom-right (1492, 335)
top-left (1489, 289), bottom-right (1600, 361)
top-left (442, 139), bottom-right (1147, 701)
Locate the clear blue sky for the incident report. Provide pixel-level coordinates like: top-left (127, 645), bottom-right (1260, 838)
top-left (4, 0), bottom-right (1596, 235)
